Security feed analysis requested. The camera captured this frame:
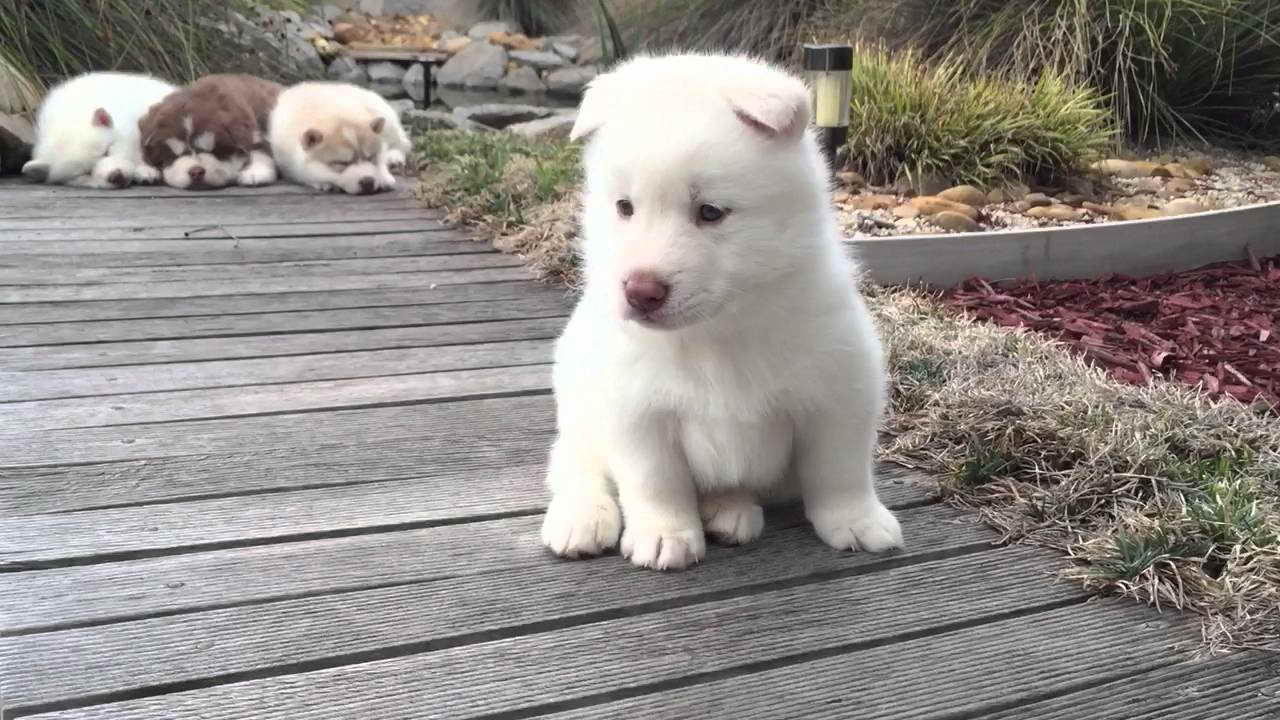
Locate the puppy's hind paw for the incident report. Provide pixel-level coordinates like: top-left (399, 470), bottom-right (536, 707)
top-left (699, 492), bottom-right (764, 546)
top-left (541, 494), bottom-right (622, 559)
top-left (133, 164), bottom-right (161, 185)
top-left (237, 166), bottom-right (276, 187)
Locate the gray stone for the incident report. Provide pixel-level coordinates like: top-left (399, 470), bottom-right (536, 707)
top-left (384, 0), bottom-right (440, 12)
top-left (545, 65), bottom-right (597, 97)
top-left (402, 63), bottom-right (427, 102)
top-left (327, 55), bottom-right (368, 85)
top-left (550, 41), bottom-right (579, 62)
top-left (367, 61), bottom-right (409, 98)
top-left (508, 49), bottom-right (567, 71)
top-left (283, 28), bottom-right (327, 78)
top-left (453, 103), bottom-right (554, 129)
top-left (505, 113), bottom-right (577, 139)
top-left (357, 0), bottom-right (384, 14)
top-left (387, 99), bottom-right (416, 115)
top-left (436, 41), bottom-right (507, 89)
top-left (499, 65), bottom-right (546, 94)
top-left (319, 4), bottom-right (344, 21)
top-left (403, 109), bottom-right (493, 133)
top-left (298, 20), bottom-right (334, 40)
top-left (440, 29), bottom-right (461, 41)
top-left (467, 20), bottom-right (517, 39)
top-left (577, 41), bottom-right (602, 66)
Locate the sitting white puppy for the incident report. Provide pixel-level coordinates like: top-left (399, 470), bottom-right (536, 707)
top-left (541, 54), bottom-right (904, 571)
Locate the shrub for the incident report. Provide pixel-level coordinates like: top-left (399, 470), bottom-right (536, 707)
top-left (844, 44), bottom-right (1115, 188)
top-left (475, 0), bottom-right (582, 37)
top-left (839, 0), bottom-right (1280, 149)
top-left (0, 0), bottom-right (315, 91)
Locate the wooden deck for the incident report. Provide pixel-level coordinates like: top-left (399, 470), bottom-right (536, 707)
top-left (1, 179), bottom-right (1275, 719)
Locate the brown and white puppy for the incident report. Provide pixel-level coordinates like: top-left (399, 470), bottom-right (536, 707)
top-left (270, 82), bottom-right (411, 195)
top-left (139, 74), bottom-right (282, 190)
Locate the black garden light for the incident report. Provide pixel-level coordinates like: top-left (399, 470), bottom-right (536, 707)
top-left (803, 43), bottom-right (853, 168)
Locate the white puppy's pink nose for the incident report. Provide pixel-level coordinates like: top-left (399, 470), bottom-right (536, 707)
top-left (624, 273), bottom-right (670, 314)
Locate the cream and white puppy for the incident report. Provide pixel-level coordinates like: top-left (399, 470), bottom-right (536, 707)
top-left (541, 53), bottom-right (903, 571)
top-left (270, 82), bottom-right (411, 195)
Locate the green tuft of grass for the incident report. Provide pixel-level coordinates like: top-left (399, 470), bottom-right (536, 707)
top-left (844, 43), bottom-right (1116, 187)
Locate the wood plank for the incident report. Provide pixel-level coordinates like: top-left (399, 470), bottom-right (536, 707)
top-left (0, 393), bottom-right (556, 465)
top-left (530, 603), bottom-right (1195, 720)
top-left (0, 474), bottom-right (942, 633)
top-left (0, 363), bottom-right (552, 430)
top-left (0, 179), bottom-right (330, 198)
top-left (0, 266), bottom-right (530, 302)
top-left (979, 651), bottom-right (1279, 720)
top-left (15, 590), bottom-right (1191, 719)
top-left (4, 531), bottom-right (1023, 716)
top-left (0, 237), bottom-right (486, 269)
top-left (1, 218), bottom-right (447, 242)
top-left (0, 338), bottom-right (555, 401)
top-left (0, 316), bottom-right (566, 370)
top-left (0, 294), bottom-right (570, 346)
top-left (0, 280), bottom-right (545, 324)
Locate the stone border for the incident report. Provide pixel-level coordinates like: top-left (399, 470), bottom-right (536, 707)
top-left (849, 200), bottom-right (1280, 287)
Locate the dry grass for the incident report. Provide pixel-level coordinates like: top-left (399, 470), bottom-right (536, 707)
top-left (411, 130), bottom-right (1280, 652)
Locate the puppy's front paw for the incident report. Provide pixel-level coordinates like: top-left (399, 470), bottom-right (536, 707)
top-left (237, 165), bottom-right (276, 186)
top-left (810, 500), bottom-right (904, 553)
top-left (385, 148), bottom-right (406, 172)
top-left (377, 168), bottom-right (397, 191)
top-left (621, 522), bottom-right (705, 571)
top-left (133, 164), bottom-right (161, 184)
top-left (541, 494), bottom-right (622, 559)
top-left (699, 492), bottom-right (764, 545)
top-left (307, 181), bottom-right (336, 193)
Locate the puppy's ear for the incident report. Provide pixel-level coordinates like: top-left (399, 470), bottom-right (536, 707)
top-left (569, 73), bottom-right (614, 141)
top-left (370, 116), bottom-right (386, 134)
top-left (723, 76), bottom-right (811, 139)
top-left (302, 129), bottom-right (324, 149)
top-left (91, 107), bottom-right (113, 129)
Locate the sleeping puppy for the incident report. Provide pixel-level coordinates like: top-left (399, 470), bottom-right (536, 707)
top-left (138, 74), bottom-right (282, 190)
top-left (22, 71), bottom-right (176, 188)
top-left (270, 81), bottom-right (412, 195)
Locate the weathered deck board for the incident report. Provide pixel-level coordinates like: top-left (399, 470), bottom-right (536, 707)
top-left (0, 179), bottom-right (1231, 720)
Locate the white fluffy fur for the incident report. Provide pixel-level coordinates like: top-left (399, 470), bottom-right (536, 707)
top-left (23, 72), bottom-right (175, 188)
top-left (541, 54), bottom-right (904, 570)
top-left (269, 82), bottom-right (411, 194)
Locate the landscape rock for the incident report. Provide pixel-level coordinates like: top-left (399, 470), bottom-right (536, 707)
top-left (551, 41), bottom-right (579, 62)
top-left (1025, 205), bottom-right (1083, 222)
top-left (577, 41), bottom-right (603, 66)
top-left (1083, 201), bottom-right (1163, 221)
top-left (545, 65), bottom-right (597, 96)
top-left (1263, 155), bottom-right (1280, 172)
top-left (442, 36), bottom-right (472, 54)
top-left (453, 103), bottom-right (554, 129)
top-left (387, 98), bottom-right (415, 115)
top-left (892, 203), bottom-right (920, 218)
top-left (402, 64), bottom-right (427, 102)
top-left (910, 195), bottom-right (979, 220)
top-left (836, 170), bottom-right (865, 188)
top-left (403, 108), bottom-right (492, 132)
top-left (1055, 192), bottom-right (1088, 207)
top-left (436, 41), bottom-right (507, 89)
top-left (1022, 192), bottom-right (1053, 207)
top-left (297, 19), bottom-right (334, 41)
top-left (499, 65), bottom-right (546, 94)
top-left (509, 49), bottom-right (567, 71)
top-left (937, 184), bottom-right (987, 208)
top-left (1162, 198), bottom-right (1209, 216)
top-left (506, 113), bottom-right (577, 139)
top-left (367, 61), bottom-right (408, 98)
top-left (931, 210), bottom-right (980, 233)
top-left (1091, 159), bottom-right (1168, 178)
top-left (326, 55), bottom-right (367, 84)
top-left (319, 4), bottom-right (344, 21)
top-left (488, 32), bottom-right (542, 51)
top-left (1161, 177), bottom-right (1198, 195)
top-left (848, 193), bottom-right (897, 211)
top-left (1161, 162), bottom-right (1203, 179)
top-left (468, 20), bottom-right (516, 39)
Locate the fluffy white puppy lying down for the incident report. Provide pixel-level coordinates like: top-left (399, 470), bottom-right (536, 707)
top-left (541, 53), bottom-right (904, 570)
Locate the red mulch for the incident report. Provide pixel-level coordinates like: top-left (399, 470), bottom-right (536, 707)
top-left (944, 254), bottom-right (1280, 409)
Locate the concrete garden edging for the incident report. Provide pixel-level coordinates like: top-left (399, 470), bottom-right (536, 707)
top-left (848, 201), bottom-right (1280, 287)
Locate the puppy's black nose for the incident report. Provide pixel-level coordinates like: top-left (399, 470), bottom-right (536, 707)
top-left (624, 273), bottom-right (670, 314)
top-left (358, 176), bottom-right (376, 194)
top-left (107, 170), bottom-right (128, 188)
top-left (189, 166), bottom-right (205, 182)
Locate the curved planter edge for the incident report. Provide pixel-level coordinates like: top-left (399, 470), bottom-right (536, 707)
top-left (846, 200), bottom-right (1280, 288)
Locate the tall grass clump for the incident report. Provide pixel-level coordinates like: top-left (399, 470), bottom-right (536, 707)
top-left (475, 0), bottom-right (581, 37)
top-left (846, 44), bottom-right (1114, 188)
top-left (615, 0), bottom-right (823, 62)
top-left (0, 0), bottom-right (314, 91)
top-left (863, 0), bottom-right (1280, 149)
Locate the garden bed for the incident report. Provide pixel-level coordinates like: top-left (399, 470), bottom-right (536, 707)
top-left (944, 255), bottom-right (1280, 409)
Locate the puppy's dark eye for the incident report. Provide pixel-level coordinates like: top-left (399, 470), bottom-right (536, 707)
top-left (697, 203), bottom-right (727, 224)
top-left (616, 199), bottom-right (634, 218)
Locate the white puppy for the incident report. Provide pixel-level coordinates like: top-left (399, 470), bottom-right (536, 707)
top-left (270, 82), bottom-right (412, 195)
top-left (22, 71), bottom-right (176, 188)
top-left (541, 54), bottom-right (903, 571)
